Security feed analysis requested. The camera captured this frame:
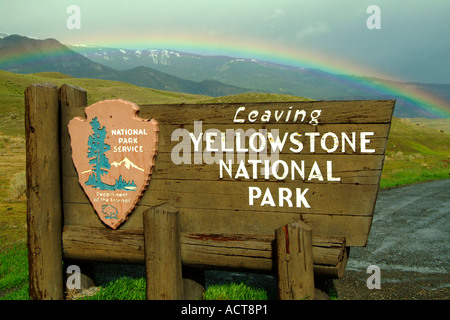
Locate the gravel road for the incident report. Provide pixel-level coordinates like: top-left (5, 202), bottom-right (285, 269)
top-left (333, 179), bottom-right (450, 300)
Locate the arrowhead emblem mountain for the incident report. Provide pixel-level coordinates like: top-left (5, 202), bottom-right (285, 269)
top-left (111, 157), bottom-right (144, 172)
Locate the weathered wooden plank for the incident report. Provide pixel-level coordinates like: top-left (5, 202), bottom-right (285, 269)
top-left (62, 225), bottom-right (347, 278)
top-left (142, 178), bottom-right (378, 216)
top-left (25, 83), bottom-right (64, 300)
top-left (63, 226), bottom-right (145, 263)
top-left (138, 100), bottom-right (395, 124)
top-left (158, 123), bottom-right (390, 156)
top-left (62, 176), bottom-right (379, 216)
top-left (314, 246), bottom-right (349, 279)
top-left (63, 203), bottom-right (372, 246)
top-left (180, 233), bottom-right (274, 271)
top-left (61, 100), bottom-right (395, 126)
top-left (63, 152), bottom-right (384, 185)
top-left (309, 236), bottom-right (346, 266)
top-left (61, 111), bottom-right (390, 157)
top-left (276, 220), bottom-right (315, 300)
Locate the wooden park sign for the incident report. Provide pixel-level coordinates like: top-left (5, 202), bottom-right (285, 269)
top-left (25, 83), bottom-right (394, 300)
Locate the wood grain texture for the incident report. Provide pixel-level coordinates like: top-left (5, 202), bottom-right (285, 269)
top-left (276, 220), bottom-right (315, 300)
top-left (144, 204), bottom-right (183, 300)
top-left (25, 83), bottom-right (63, 300)
top-left (62, 224), bottom-right (348, 278)
top-left (62, 203), bottom-right (372, 246)
top-left (138, 100), bottom-right (395, 124)
top-left (59, 84), bottom-right (97, 294)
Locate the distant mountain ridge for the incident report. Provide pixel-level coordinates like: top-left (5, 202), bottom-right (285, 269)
top-left (1, 34), bottom-right (449, 118)
top-left (69, 43), bottom-right (450, 119)
top-left (0, 35), bottom-right (254, 97)
top-left (0, 35), bottom-right (117, 79)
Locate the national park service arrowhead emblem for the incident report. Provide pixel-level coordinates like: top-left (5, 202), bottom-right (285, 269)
top-left (68, 100), bottom-right (159, 229)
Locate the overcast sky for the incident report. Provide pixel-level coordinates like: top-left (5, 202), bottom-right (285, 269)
top-left (1, 0), bottom-right (449, 84)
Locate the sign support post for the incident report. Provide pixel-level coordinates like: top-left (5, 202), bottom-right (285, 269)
top-left (144, 204), bottom-right (183, 300)
top-left (59, 84), bottom-right (96, 294)
top-left (276, 220), bottom-right (315, 300)
top-left (25, 83), bottom-right (63, 300)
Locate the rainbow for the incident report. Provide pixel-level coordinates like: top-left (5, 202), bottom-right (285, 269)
top-left (3, 32), bottom-right (450, 118)
top-left (75, 32), bottom-right (450, 118)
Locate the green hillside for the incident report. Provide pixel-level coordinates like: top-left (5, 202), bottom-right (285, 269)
top-left (405, 117), bottom-right (450, 133)
top-left (382, 117), bottom-right (449, 188)
top-left (0, 70), bottom-right (208, 136)
top-left (0, 70), bottom-right (313, 136)
top-left (193, 92), bottom-right (313, 104)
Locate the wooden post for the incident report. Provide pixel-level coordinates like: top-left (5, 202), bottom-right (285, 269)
top-left (276, 220), bottom-right (315, 300)
top-left (144, 203), bottom-right (183, 300)
top-left (59, 84), bottom-right (95, 294)
top-left (59, 84), bottom-right (88, 108)
top-left (25, 83), bottom-right (64, 300)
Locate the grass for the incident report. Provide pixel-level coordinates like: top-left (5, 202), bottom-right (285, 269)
top-left (0, 243), bottom-right (28, 300)
top-left (380, 157), bottom-right (449, 189)
top-left (406, 117), bottom-right (450, 133)
top-left (78, 277), bottom-right (147, 300)
top-left (203, 282), bottom-right (269, 300)
top-left (380, 118), bottom-right (450, 188)
top-left (0, 71), bottom-right (448, 300)
top-left (70, 278), bottom-right (270, 300)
